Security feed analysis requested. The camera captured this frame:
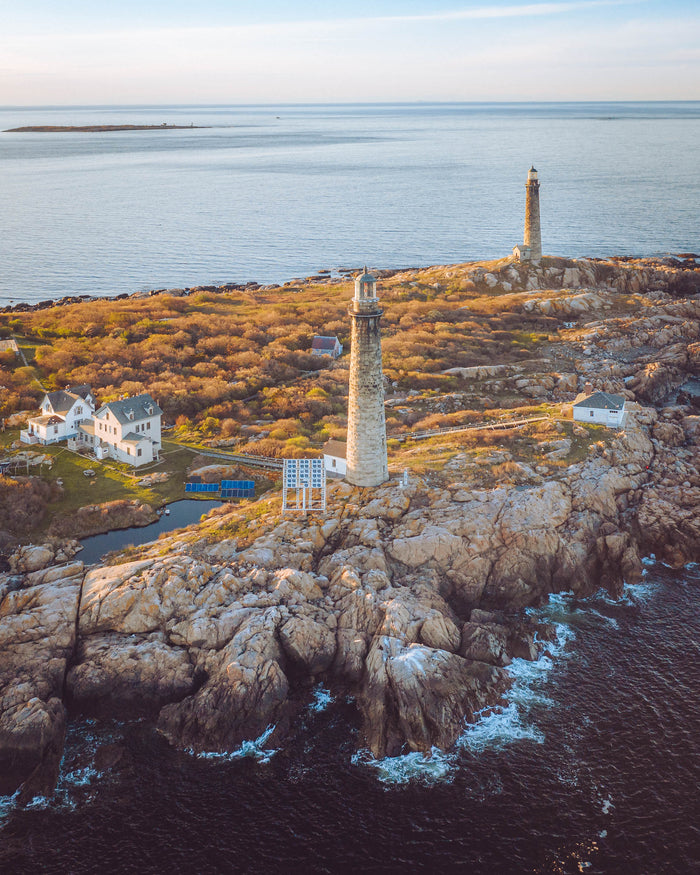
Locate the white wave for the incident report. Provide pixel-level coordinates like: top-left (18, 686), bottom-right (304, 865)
top-left (0, 790), bottom-right (21, 825)
top-left (587, 609), bottom-right (619, 628)
top-left (621, 578), bottom-right (661, 603)
top-left (59, 765), bottom-right (103, 790)
top-left (187, 724), bottom-right (278, 764)
top-left (458, 702), bottom-right (546, 752)
top-left (308, 684), bottom-right (335, 713)
top-left (351, 747), bottom-right (455, 786)
top-left (457, 608), bottom-right (576, 755)
top-left (601, 796), bottom-right (614, 814)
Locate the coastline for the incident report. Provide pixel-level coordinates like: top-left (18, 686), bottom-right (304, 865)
top-left (4, 125), bottom-right (209, 133)
top-left (0, 252), bottom-right (699, 803)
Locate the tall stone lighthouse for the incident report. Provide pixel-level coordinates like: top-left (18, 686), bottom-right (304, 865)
top-left (513, 166), bottom-right (542, 263)
top-left (345, 268), bottom-right (389, 487)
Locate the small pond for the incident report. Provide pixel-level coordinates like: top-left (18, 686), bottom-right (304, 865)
top-left (78, 499), bottom-right (222, 566)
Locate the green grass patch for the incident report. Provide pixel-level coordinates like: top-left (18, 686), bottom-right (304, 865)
top-left (41, 446), bottom-right (156, 523)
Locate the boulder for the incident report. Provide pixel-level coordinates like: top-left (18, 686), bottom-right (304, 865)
top-left (66, 632), bottom-right (195, 716)
top-left (359, 636), bottom-right (509, 757)
top-left (279, 616), bottom-right (336, 674)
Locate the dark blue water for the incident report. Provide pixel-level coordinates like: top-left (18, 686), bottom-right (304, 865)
top-left (1, 563), bottom-right (698, 873)
top-left (77, 499), bottom-right (222, 566)
top-left (1, 102), bottom-right (699, 305)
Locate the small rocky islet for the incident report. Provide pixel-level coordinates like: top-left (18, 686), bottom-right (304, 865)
top-left (1, 254), bottom-right (699, 803)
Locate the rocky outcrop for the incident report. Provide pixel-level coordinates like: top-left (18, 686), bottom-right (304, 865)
top-left (1, 399), bottom-right (699, 800)
top-left (0, 561), bottom-right (83, 800)
top-left (48, 498), bottom-right (158, 540)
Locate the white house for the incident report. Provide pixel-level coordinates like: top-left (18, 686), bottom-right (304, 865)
top-left (322, 439), bottom-right (347, 477)
top-left (0, 339), bottom-right (19, 356)
top-left (88, 393), bottom-right (163, 466)
top-left (573, 390), bottom-right (626, 428)
top-left (311, 336), bottom-right (343, 359)
top-left (21, 386), bottom-right (95, 445)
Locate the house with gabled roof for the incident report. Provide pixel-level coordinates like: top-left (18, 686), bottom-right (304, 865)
top-left (573, 390), bottom-right (626, 428)
top-left (89, 393), bottom-right (162, 466)
top-left (21, 385), bottom-right (95, 445)
top-left (311, 335), bottom-right (343, 359)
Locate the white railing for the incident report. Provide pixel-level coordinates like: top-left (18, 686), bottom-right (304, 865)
top-left (20, 430), bottom-right (39, 444)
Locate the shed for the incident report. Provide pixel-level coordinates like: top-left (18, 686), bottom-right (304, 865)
top-left (311, 336), bottom-right (343, 359)
top-left (573, 391), bottom-right (626, 428)
top-left (322, 440), bottom-right (347, 476)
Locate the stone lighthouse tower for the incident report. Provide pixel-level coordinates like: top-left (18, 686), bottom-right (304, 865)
top-left (345, 267), bottom-right (389, 487)
top-left (513, 166), bottom-right (542, 263)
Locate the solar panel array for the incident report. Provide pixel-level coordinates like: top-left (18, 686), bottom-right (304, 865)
top-left (282, 458), bottom-right (326, 514)
top-left (221, 479), bottom-right (255, 499)
top-left (284, 458), bottom-right (324, 489)
top-left (185, 479), bottom-right (255, 498)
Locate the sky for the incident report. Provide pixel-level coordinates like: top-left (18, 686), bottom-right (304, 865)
top-left (1, 0), bottom-right (699, 104)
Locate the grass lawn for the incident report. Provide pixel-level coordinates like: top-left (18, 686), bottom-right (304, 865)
top-left (41, 445), bottom-right (156, 523)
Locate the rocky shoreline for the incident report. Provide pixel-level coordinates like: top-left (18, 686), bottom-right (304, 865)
top-left (1, 255), bottom-right (699, 802)
top-left (1, 403), bottom-right (698, 801)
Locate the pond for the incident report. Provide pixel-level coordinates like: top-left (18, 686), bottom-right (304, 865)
top-left (77, 499), bottom-right (222, 566)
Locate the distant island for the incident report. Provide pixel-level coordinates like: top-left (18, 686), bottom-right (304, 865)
top-left (4, 124), bottom-right (207, 133)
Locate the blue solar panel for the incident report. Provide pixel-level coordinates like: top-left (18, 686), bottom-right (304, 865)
top-left (221, 485), bottom-right (254, 498)
top-left (220, 480), bottom-right (255, 490)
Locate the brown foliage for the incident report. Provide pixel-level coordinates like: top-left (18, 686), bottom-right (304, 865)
top-left (0, 477), bottom-right (51, 534)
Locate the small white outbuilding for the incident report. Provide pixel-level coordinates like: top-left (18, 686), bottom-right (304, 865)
top-left (573, 390), bottom-right (626, 428)
top-left (322, 440), bottom-right (347, 477)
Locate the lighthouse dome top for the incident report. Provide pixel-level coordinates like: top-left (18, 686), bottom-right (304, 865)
top-left (528, 166), bottom-right (538, 180)
top-left (355, 266), bottom-right (376, 284)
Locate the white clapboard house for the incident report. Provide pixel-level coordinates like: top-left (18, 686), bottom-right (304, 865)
top-left (573, 390), bottom-right (626, 428)
top-left (84, 394), bottom-right (163, 466)
top-left (21, 385), bottom-right (95, 445)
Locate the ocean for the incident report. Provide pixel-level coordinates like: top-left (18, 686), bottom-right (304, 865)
top-left (1, 103), bottom-right (699, 872)
top-left (1, 102), bottom-right (699, 306)
top-left (1, 563), bottom-right (699, 873)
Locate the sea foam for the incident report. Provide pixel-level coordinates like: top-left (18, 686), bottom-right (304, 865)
top-left (351, 747), bottom-right (455, 786)
top-left (187, 724), bottom-right (278, 764)
top-left (308, 684), bottom-right (335, 713)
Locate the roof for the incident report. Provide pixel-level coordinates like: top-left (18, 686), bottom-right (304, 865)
top-left (312, 336), bottom-right (339, 350)
top-left (355, 266), bottom-right (376, 284)
top-left (573, 391), bottom-right (625, 411)
top-left (0, 339), bottom-right (19, 353)
top-left (45, 389), bottom-right (83, 414)
top-left (68, 384), bottom-right (92, 400)
top-left (31, 414), bottom-right (64, 426)
top-left (95, 393), bottom-right (162, 425)
top-left (77, 422), bottom-right (95, 436)
top-left (323, 440), bottom-right (347, 459)
top-left (121, 431), bottom-right (151, 445)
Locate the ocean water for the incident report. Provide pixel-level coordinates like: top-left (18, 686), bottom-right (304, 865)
top-left (1, 102), bottom-right (699, 306)
top-left (1, 563), bottom-right (699, 873)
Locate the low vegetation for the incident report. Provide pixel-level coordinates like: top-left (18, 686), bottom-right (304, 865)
top-left (0, 258), bottom-right (631, 541)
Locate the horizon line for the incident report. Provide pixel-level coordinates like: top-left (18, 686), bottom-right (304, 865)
top-left (2, 98), bottom-right (700, 110)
